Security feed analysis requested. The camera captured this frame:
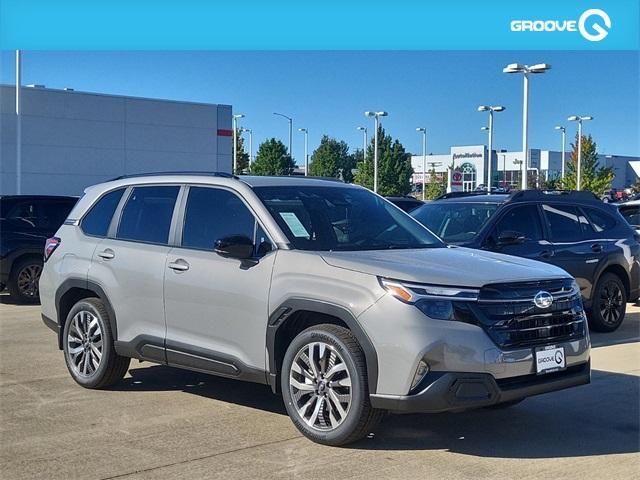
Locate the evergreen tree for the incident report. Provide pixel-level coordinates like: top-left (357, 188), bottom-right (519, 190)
top-left (233, 128), bottom-right (250, 174)
top-left (561, 133), bottom-right (614, 195)
top-left (424, 168), bottom-right (446, 199)
top-left (252, 138), bottom-right (296, 176)
top-left (309, 135), bottom-right (349, 179)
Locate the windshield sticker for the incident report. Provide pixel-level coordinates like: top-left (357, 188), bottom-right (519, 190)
top-left (279, 212), bottom-right (310, 238)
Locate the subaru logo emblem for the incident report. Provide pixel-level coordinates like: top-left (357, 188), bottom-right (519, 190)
top-left (534, 291), bottom-right (554, 309)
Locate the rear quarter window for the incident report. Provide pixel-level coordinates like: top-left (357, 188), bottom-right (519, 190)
top-left (582, 207), bottom-right (617, 233)
top-left (81, 188), bottom-right (125, 237)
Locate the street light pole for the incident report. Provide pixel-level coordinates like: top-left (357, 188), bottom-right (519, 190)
top-left (273, 112), bottom-right (293, 160)
top-left (298, 128), bottom-right (308, 176)
top-left (15, 50), bottom-right (22, 194)
top-left (478, 105), bottom-right (505, 193)
top-left (555, 126), bottom-right (566, 180)
top-left (357, 126), bottom-right (368, 163)
top-left (503, 63), bottom-right (551, 190)
top-left (232, 113), bottom-right (244, 174)
top-left (365, 111), bottom-right (388, 193)
top-left (568, 115), bottom-right (593, 191)
top-left (416, 127), bottom-right (427, 200)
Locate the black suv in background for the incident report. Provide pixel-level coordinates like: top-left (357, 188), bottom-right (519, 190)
top-left (1, 195), bottom-right (77, 303)
top-left (385, 196), bottom-right (423, 213)
top-left (411, 190), bottom-right (640, 332)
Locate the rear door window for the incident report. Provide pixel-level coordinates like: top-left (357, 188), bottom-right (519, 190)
top-left (116, 186), bottom-right (180, 244)
top-left (542, 204), bottom-right (590, 242)
top-left (582, 207), bottom-right (617, 233)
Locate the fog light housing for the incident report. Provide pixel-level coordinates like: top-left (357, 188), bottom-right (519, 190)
top-left (410, 360), bottom-right (430, 390)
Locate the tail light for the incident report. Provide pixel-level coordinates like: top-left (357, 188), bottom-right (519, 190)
top-left (44, 237), bottom-right (61, 262)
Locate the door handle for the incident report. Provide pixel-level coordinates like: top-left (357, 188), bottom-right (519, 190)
top-left (97, 249), bottom-right (115, 260)
top-left (168, 259), bottom-right (190, 272)
top-left (591, 243), bottom-right (603, 253)
top-left (539, 250), bottom-right (553, 259)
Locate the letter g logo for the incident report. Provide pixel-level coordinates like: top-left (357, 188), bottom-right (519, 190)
top-left (578, 9), bottom-right (611, 42)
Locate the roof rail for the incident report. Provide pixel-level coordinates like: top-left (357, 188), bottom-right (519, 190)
top-left (507, 190), bottom-right (600, 203)
top-left (110, 171), bottom-right (239, 181)
top-left (434, 191), bottom-right (490, 200)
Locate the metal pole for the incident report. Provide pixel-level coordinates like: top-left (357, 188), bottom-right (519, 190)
top-left (363, 129), bottom-right (368, 164)
top-left (15, 50), bottom-right (22, 194)
top-left (304, 130), bottom-right (308, 176)
top-left (561, 129), bottom-right (566, 180)
top-left (232, 117), bottom-right (238, 174)
top-left (421, 130), bottom-right (427, 201)
top-left (487, 111), bottom-right (493, 193)
top-left (288, 118), bottom-right (292, 162)
top-left (576, 121), bottom-right (583, 191)
top-left (521, 73), bottom-right (529, 190)
top-left (248, 130), bottom-right (253, 169)
top-left (373, 117), bottom-right (379, 193)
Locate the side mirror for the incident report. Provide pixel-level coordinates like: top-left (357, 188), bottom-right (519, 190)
top-left (497, 230), bottom-right (526, 246)
top-left (214, 235), bottom-right (254, 260)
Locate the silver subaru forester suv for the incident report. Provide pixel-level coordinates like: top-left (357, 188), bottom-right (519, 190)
top-left (40, 174), bottom-right (591, 446)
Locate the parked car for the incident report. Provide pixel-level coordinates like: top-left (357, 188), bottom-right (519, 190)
top-left (1, 195), bottom-right (77, 303)
top-left (40, 174), bottom-right (590, 446)
top-left (617, 200), bottom-right (640, 235)
top-left (385, 195), bottom-right (423, 213)
top-left (411, 190), bottom-right (640, 332)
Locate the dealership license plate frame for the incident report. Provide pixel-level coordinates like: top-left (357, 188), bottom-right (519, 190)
top-left (534, 345), bottom-right (566, 375)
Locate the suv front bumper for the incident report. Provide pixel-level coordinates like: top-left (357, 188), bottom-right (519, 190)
top-left (370, 360), bottom-right (590, 413)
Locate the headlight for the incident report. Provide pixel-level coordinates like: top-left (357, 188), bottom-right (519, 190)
top-left (379, 278), bottom-right (479, 320)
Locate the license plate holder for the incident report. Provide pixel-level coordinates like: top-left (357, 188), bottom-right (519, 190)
top-left (535, 345), bottom-right (566, 374)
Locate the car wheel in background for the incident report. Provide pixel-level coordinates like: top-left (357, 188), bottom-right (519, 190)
top-left (281, 324), bottom-right (383, 446)
top-left (7, 257), bottom-right (43, 304)
top-left (63, 298), bottom-right (130, 389)
top-left (588, 273), bottom-right (627, 332)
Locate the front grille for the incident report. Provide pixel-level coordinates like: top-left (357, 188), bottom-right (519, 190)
top-left (471, 279), bottom-right (587, 349)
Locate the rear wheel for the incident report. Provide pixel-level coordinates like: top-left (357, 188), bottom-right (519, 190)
top-left (63, 298), bottom-right (130, 388)
top-left (281, 324), bottom-right (383, 446)
top-left (588, 273), bottom-right (627, 332)
top-left (7, 257), bottom-right (42, 304)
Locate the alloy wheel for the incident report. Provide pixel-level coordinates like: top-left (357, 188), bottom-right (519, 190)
top-left (67, 310), bottom-right (103, 377)
top-left (599, 281), bottom-right (623, 326)
top-left (17, 264), bottom-right (42, 298)
top-left (289, 341), bottom-right (352, 431)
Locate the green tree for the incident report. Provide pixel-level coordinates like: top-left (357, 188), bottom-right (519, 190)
top-left (561, 133), bottom-right (614, 195)
top-left (309, 135), bottom-right (349, 179)
top-left (354, 127), bottom-right (413, 195)
top-left (232, 128), bottom-right (250, 174)
top-left (424, 168), bottom-right (446, 199)
top-left (251, 138), bottom-right (296, 176)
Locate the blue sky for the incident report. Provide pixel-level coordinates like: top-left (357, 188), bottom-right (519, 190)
top-left (1, 51), bottom-right (638, 162)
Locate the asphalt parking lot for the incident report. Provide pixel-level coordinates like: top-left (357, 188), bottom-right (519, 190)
top-left (1, 296), bottom-right (638, 480)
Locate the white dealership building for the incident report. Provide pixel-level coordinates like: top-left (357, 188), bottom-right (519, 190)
top-left (411, 144), bottom-right (640, 192)
top-left (0, 85), bottom-right (233, 196)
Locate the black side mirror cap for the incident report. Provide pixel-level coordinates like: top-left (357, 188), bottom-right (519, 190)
top-left (497, 230), bottom-right (526, 245)
top-left (214, 235), bottom-right (254, 260)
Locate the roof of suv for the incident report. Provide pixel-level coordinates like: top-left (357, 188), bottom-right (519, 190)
top-left (433, 190), bottom-right (602, 205)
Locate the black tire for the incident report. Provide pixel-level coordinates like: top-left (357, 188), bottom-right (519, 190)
top-left (62, 298), bottom-right (130, 389)
top-left (7, 257), bottom-right (43, 304)
top-left (281, 324), bottom-right (383, 446)
top-left (588, 273), bottom-right (627, 332)
top-left (485, 398), bottom-right (525, 409)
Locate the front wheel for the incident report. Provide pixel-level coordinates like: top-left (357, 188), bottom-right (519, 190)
top-left (588, 273), bottom-right (627, 332)
top-left (281, 324), bottom-right (383, 446)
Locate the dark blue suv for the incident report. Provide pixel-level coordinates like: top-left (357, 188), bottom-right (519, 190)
top-left (411, 190), bottom-right (640, 332)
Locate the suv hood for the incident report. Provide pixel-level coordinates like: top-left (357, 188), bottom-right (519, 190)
top-left (321, 246), bottom-right (569, 288)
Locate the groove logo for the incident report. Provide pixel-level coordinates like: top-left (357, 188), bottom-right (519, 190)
top-left (510, 9), bottom-right (611, 42)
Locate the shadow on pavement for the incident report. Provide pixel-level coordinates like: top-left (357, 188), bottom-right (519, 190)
top-left (121, 365), bottom-right (639, 458)
top-left (590, 308), bottom-right (640, 347)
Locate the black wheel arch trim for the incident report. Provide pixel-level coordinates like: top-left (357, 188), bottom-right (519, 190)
top-left (266, 297), bottom-right (379, 395)
top-left (54, 278), bottom-right (118, 350)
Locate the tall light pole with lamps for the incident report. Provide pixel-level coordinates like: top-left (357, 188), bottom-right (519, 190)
top-left (232, 113), bottom-right (245, 173)
top-left (554, 125), bottom-right (566, 180)
top-left (416, 127), bottom-right (427, 200)
top-left (364, 111), bottom-right (388, 193)
top-left (568, 115), bottom-right (593, 191)
top-left (503, 63), bottom-right (551, 190)
top-left (273, 112), bottom-right (293, 159)
top-left (298, 128), bottom-right (309, 176)
top-left (357, 126), bottom-right (368, 163)
top-left (478, 105), bottom-right (505, 193)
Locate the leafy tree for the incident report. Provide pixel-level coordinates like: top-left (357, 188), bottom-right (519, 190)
top-left (251, 138), bottom-right (296, 176)
top-left (561, 133), bottom-right (613, 195)
top-left (540, 172), bottom-right (562, 190)
top-left (354, 126), bottom-right (413, 196)
top-left (309, 135), bottom-right (348, 178)
top-left (232, 128), bottom-right (250, 174)
top-left (424, 168), bottom-right (446, 200)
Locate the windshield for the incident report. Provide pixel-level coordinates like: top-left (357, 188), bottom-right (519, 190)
top-left (253, 185), bottom-right (444, 251)
top-left (411, 202), bottom-right (499, 244)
